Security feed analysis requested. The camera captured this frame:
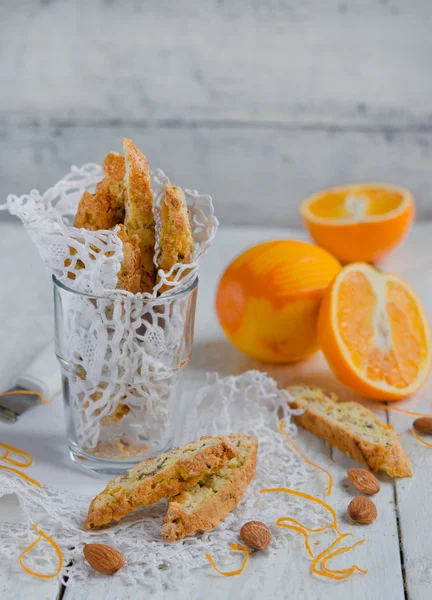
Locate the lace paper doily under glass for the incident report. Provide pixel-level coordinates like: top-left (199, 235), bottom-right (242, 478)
top-left (0, 372), bottom-right (335, 591)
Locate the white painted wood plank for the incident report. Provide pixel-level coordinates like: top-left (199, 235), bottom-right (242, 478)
top-left (1, 0), bottom-right (432, 126)
top-left (1, 125), bottom-right (432, 228)
top-left (5, 223), bottom-right (432, 597)
top-left (380, 231), bottom-right (432, 600)
top-left (62, 226), bottom-right (404, 599)
top-left (0, 223), bottom-right (404, 597)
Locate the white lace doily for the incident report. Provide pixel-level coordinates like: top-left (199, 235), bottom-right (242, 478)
top-left (0, 164), bottom-right (218, 453)
top-left (0, 164), bottom-right (218, 298)
top-left (0, 371), bottom-right (337, 590)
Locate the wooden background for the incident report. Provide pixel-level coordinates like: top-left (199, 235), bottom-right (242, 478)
top-left (1, 0), bottom-right (432, 226)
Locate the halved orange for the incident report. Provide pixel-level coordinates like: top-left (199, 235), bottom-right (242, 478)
top-left (318, 263), bottom-right (432, 400)
top-left (300, 183), bottom-right (415, 263)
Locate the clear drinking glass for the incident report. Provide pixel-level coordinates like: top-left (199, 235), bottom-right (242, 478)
top-left (53, 275), bottom-right (198, 474)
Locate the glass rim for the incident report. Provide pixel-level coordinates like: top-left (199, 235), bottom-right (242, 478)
top-left (52, 274), bottom-right (198, 301)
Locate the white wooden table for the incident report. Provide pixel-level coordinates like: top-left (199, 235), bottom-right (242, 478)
top-left (1, 221), bottom-right (432, 600)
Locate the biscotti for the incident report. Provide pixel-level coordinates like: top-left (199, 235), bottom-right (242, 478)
top-left (115, 224), bottom-right (142, 294)
top-left (287, 384), bottom-right (412, 477)
top-left (157, 183), bottom-right (194, 293)
top-left (123, 138), bottom-right (155, 292)
top-left (161, 434), bottom-right (257, 542)
top-left (84, 436), bottom-right (239, 529)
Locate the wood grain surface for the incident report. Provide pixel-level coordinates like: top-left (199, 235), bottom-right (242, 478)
top-left (1, 1), bottom-right (432, 225)
top-left (2, 222), bottom-right (432, 599)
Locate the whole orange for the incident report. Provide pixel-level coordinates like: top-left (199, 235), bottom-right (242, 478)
top-left (215, 240), bottom-right (341, 363)
top-left (300, 183), bottom-right (415, 263)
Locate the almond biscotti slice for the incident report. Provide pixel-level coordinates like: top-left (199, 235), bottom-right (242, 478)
top-left (115, 224), bottom-right (142, 294)
top-left (161, 434), bottom-right (258, 542)
top-left (74, 187), bottom-right (120, 231)
top-left (287, 384), bottom-right (412, 477)
top-left (84, 436), bottom-right (240, 530)
top-left (123, 138), bottom-right (155, 293)
top-left (157, 183), bottom-right (194, 294)
top-left (101, 151), bottom-right (126, 223)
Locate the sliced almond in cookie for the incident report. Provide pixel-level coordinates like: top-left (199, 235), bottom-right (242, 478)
top-left (161, 434), bottom-right (258, 542)
top-left (84, 436), bottom-right (240, 530)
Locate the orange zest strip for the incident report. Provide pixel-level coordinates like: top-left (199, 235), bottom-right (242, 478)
top-left (0, 390), bottom-right (49, 406)
top-left (19, 524), bottom-right (63, 579)
top-left (279, 420), bottom-right (333, 496)
top-left (205, 543), bottom-right (249, 577)
top-left (411, 428), bottom-right (432, 448)
top-left (260, 487), bottom-right (342, 536)
top-left (311, 534), bottom-right (353, 581)
top-left (321, 539), bottom-right (367, 577)
top-left (0, 466), bottom-right (42, 488)
top-left (0, 442), bottom-right (33, 467)
top-left (276, 516), bottom-right (331, 533)
top-left (368, 403), bottom-right (432, 418)
top-left (276, 520), bottom-right (315, 558)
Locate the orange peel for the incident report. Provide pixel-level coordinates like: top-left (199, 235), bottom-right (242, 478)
top-left (311, 534), bottom-right (353, 580)
top-left (367, 406), bottom-right (432, 448)
top-left (205, 543), bottom-right (249, 577)
top-left (276, 520), bottom-right (315, 558)
top-left (260, 488), bottom-right (342, 536)
top-left (411, 428), bottom-right (432, 448)
top-left (276, 516), bottom-right (331, 534)
top-left (268, 489), bottom-right (368, 581)
top-left (279, 420), bottom-right (333, 495)
top-left (369, 403), bottom-right (432, 418)
top-left (0, 466), bottom-right (41, 487)
top-left (19, 524), bottom-right (63, 579)
top-left (0, 442), bottom-right (33, 468)
top-left (321, 539), bottom-right (367, 577)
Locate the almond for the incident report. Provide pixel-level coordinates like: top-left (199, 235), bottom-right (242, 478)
top-left (83, 543), bottom-right (125, 575)
top-left (347, 468), bottom-right (380, 495)
top-left (413, 417), bottom-right (432, 435)
top-left (240, 521), bottom-right (271, 549)
top-left (348, 496), bottom-right (377, 524)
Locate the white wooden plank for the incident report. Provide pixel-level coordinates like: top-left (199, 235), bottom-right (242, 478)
top-left (60, 226), bottom-right (404, 599)
top-left (1, 125), bottom-right (432, 228)
top-left (6, 223), bottom-right (432, 597)
top-left (380, 229), bottom-right (432, 600)
top-left (1, 1), bottom-right (432, 126)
